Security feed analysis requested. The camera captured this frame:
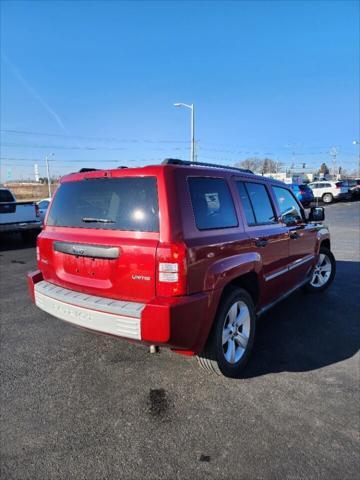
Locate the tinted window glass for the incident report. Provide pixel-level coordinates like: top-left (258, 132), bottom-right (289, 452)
top-left (47, 177), bottom-right (159, 232)
top-left (243, 182), bottom-right (276, 225)
top-left (273, 186), bottom-right (303, 224)
top-left (0, 190), bottom-right (15, 202)
top-left (236, 182), bottom-right (256, 225)
top-left (38, 200), bottom-right (49, 209)
top-left (188, 177), bottom-right (238, 230)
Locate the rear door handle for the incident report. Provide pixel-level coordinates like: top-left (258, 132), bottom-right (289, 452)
top-left (289, 231), bottom-right (300, 239)
top-left (255, 238), bottom-right (268, 248)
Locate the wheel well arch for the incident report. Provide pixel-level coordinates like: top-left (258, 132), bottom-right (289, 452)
top-left (222, 271), bottom-right (260, 307)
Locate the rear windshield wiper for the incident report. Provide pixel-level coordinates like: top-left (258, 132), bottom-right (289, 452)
top-left (81, 217), bottom-right (115, 224)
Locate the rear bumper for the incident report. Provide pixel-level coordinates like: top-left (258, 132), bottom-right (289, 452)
top-left (27, 271), bottom-right (209, 353)
top-left (0, 221), bottom-right (41, 233)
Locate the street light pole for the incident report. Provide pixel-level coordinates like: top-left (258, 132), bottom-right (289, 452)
top-left (353, 141), bottom-right (360, 177)
top-left (174, 102), bottom-right (195, 162)
top-left (190, 104), bottom-right (195, 163)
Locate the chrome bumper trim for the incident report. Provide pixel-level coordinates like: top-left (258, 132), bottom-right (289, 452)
top-left (34, 281), bottom-right (143, 340)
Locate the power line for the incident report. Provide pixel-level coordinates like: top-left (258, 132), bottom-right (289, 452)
top-left (0, 129), bottom-right (350, 153)
top-left (0, 157), bottom-right (138, 164)
top-left (0, 129), bottom-right (189, 144)
top-left (1, 142), bottom-right (126, 151)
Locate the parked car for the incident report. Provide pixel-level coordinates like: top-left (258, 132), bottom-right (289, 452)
top-left (28, 159), bottom-right (336, 378)
top-left (288, 183), bottom-right (314, 207)
top-left (339, 179), bottom-right (360, 199)
top-left (0, 187), bottom-right (41, 240)
top-left (307, 181), bottom-right (349, 203)
top-left (37, 197), bottom-right (51, 222)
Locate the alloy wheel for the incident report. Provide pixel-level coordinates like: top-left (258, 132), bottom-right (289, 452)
top-left (310, 253), bottom-right (332, 288)
top-left (222, 301), bottom-right (251, 364)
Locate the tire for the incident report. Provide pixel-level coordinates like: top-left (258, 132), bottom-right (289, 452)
top-left (322, 193), bottom-right (333, 204)
top-left (303, 247), bottom-right (336, 293)
top-left (197, 287), bottom-right (256, 378)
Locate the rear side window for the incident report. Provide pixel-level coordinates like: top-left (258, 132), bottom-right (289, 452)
top-left (237, 182), bottom-right (276, 225)
top-left (188, 177), bottom-right (238, 230)
top-left (47, 177), bottom-right (159, 232)
top-left (0, 190), bottom-right (15, 202)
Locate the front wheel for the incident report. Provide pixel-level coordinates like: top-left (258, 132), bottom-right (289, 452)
top-left (197, 287), bottom-right (256, 378)
top-left (303, 247), bottom-right (336, 293)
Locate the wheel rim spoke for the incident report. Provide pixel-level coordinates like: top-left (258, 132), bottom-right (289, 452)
top-left (320, 264), bottom-right (331, 273)
top-left (227, 303), bottom-right (238, 324)
top-left (222, 327), bottom-right (232, 345)
top-left (225, 339), bottom-right (236, 363)
top-left (235, 308), bottom-right (249, 327)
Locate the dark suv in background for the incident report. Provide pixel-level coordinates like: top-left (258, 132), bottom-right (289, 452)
top-left (28, 159), bottom-right (336, 377)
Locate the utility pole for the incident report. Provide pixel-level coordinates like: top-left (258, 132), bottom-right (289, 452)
top-left (330, 147), bottom-right (339, 179)
top-left (45, 153), bottom-right (54, 197)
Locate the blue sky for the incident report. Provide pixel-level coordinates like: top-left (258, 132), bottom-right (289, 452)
top-left (1, 0), bottom-right (359, 180)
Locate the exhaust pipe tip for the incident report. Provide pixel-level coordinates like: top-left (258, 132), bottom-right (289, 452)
top-left (149, 345), bottom-right (160, 354)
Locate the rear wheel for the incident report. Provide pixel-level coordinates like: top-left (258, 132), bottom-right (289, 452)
top-left (303, 247), bottom-right (336, 293)
top-left (197, 287), bottom-right (256, 378)
top-left (322, 193), bottom-right (333, 204)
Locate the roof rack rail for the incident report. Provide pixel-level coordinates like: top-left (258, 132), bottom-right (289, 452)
top-left (162, 158), bottom-right (253, 174)
top-left (78, 168), bottom-right (100, 173)
top-left (117, 166), bottom-right (128, 169)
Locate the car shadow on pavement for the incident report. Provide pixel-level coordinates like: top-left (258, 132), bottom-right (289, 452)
top-left (243, 260), bottom-right (360, 378)
top-left (0, 232), bottom-right (38, 251)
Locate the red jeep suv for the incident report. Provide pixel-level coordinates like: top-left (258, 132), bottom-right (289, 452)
top-left (28, 159), bottom-right (336, 377)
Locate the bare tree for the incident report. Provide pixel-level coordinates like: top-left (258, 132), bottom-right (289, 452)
top-left (235, 157), bottom-right (280, 174)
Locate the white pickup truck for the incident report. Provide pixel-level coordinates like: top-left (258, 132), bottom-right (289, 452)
top-left (0, 188), bottom-right (42, 240)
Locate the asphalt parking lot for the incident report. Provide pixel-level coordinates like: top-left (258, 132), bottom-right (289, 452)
top-left (1, 201), bottom-right (359, 480)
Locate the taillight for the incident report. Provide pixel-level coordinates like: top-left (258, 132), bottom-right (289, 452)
top-left (156, 242), bottom-right (187, 296)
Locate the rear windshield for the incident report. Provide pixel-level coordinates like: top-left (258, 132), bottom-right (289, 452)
top-left (47, 177), bottom-right (159, 232)
top-left (0, 190), bottom-right (15, 202)
top-left (299, 184), bottom-right (311, 191)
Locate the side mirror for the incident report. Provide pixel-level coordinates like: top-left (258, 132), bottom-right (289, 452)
top-left (309, 206), bottom-right (324, 222)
